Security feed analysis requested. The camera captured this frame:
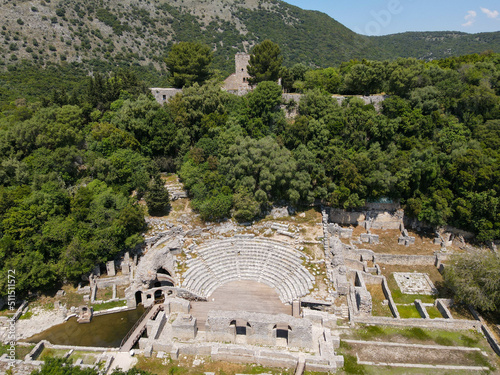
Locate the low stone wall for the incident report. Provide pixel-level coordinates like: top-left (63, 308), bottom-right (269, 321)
top-left (375, 254), bottom-right (436, 266)
top-left (436, 299), bottom-right (453, 319)
top-left (213, 346), bottom-right (298, 369)
top-left (345, 248), bottom-right (448, 268)
top-left (96, 275), bottom-right (130, 288)
top-left (352, 316), bottom-right (480, 331)
top-left (381, 277), bottom-right (400, 319)
top-left (177, 343), bottom-right (341, 372)
top-left (25, 341), bottom-right (46, 361)
top-left (345, 258), bottom-right (364, 271)
top-left (362, 273), bottom-right (383, 285)
top-left (329, 209), bottom-right (365, 225)
top-left (414, 300), bottom-right (429, 319)
top-left (48, 344), bottom-right (117, 351)
top-left (482, 325), bottom-right (500, 356)
top-left (150, 88), bottom-right (183, 104)
top-left (468, 306), bottom-right (500, 356)
top-left (93, 304), bottom-right (132, 317)
top-left (357, 273), bottom-right (399, 319)
top-left (443, 226), bottom-right (475, 240)
top-left (206, 310), bottom-right (313, 350)
top-left (12, 300), bottom-right (28, 322)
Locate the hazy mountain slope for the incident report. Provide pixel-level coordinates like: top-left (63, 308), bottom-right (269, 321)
top-left (373, 31), bottom-right (500, 61)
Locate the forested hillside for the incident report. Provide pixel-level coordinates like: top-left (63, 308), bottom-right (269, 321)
top-left (0, 0), bottom-right (499, 95)
top-left (0, 51), bottom-right (499, 296)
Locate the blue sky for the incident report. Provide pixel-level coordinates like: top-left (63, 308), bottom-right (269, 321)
top-left (282, 0), bottom-right (500, 35)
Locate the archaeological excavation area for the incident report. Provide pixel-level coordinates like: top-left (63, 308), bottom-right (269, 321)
top-left (5, 198), bottom-right (500, 374)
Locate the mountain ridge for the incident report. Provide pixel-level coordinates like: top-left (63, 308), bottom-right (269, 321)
top-left (0, 0), bottom-right (499, 75)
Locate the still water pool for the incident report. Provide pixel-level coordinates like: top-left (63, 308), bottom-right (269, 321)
top-left (25, 306), bottom-right (145, 347)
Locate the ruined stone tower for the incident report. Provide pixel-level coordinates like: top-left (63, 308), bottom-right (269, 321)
top-left (234, 52), bottom-right (250, 81)
top-left (223, 52), bottom-right (251, 95)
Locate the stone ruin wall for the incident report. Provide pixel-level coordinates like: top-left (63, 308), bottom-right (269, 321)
top-left (150, 88), bottom-right (182, 105)
top-left (206, 310), bottom-right (313, 350)
top-left (328, 206), bottom-right (403, 230)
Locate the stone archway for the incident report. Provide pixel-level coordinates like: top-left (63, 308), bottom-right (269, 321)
top-left (274, 323), bottom-right (291, 346)
top-left (230, 319), bottom-right (249, 344)
top-left (135, 291), bottom-right (142, 305)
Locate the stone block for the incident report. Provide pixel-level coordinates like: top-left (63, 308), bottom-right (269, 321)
top-left (355, 287), bottom-right (372, 315)
top-left (106, 261), bottom-right (116, 276)
top-left (172, 314), bottom-right (197, 340)
top-left (121, 263), bottom-right (130, 275)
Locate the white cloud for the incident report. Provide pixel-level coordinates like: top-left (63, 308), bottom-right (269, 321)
top-left (462, 10), bottom-right (477, 27)
top-left (481, 7), bottom-right (499, 19)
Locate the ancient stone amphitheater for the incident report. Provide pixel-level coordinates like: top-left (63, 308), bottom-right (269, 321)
top-left (181, 237), bottom-right (315, 303)
top-left (125, 234), bottom-right (344, 372)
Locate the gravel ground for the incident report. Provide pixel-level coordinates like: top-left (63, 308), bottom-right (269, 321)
top-left (12, 307), bottom-right (68, 341)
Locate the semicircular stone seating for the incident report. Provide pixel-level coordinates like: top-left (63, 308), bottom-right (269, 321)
top-left (181, 237), bottom-right (315, 303)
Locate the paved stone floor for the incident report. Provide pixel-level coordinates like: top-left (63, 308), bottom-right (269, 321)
top-left (191, 280), bottom-right (292, 330)
top-left (393, 272), bottom-right (437, 295)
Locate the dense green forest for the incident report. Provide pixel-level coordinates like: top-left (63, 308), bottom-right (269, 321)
top-left (0, 50), bottom-right (499, 297)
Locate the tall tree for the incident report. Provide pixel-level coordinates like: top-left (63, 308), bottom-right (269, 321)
top-left (247, 40), bottom-right (283, 86)
top-left (165, 42), bottom-right (213, 88)
top-left (145, 176), bottom-right (171, 216)
top-left (444, 252), bottom-right (500, 312)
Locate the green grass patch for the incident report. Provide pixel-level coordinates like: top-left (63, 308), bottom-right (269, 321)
top-left (459, 333), bottom-right (480, 347)
top-left (69, 350), bottom-right (99, 365)
top-left (19, 309), bottom-right (33, 320)
top-left (136, 355), bottom-right (294, 374)
top-left (244, 364), bottom-right (292, 374)
top-left (351, 325), bottom-right (386, 340)
top-left (15, 345), bottom-right (35, 359)
top-left (426, 305), bottom-right (443, 319)
top-left (40, 348), bottom-right (69, 359)
top-left (0, 306), bottom-right (13, 317)
top-left (401, 327), bottom-right (431, 341)
top-left (366, 284), bottom-right (393, 317)
top-left (397, 305), bottom-right (421, 319)
top-left (91, 299), bottom-right (126, 312)
top-left (465, 351), bottom-right (496, 371)
top-left (0, 344), bottom-right (35, 359)
top-left (342, 353), bottom-right (367, 374)
top-left (387, 275), bottom-right (436, 304)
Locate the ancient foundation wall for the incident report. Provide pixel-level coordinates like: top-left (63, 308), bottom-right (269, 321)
top-left (352, 316), bottom-right (480, 331)
top-left (414, 300), bottom-right (430, 319)
top-left (436, 299), bottom-right (453, 319)
top-left (329, 208), bottom-right (403, 230)
top-left (329, 209), bottom-right (365, 225)
top-left (381, 277), bottom-right (400, 319)
top-left (345, 258), bottom-right (364, 271)
top-left (469, 307), bottom-right (500, 356)
top-left (205, 311), bottom-right (313, 350)
top-left (374, 254), bottom-right (437, 266)
top-left (150, 88), bottom-right (183, 105)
